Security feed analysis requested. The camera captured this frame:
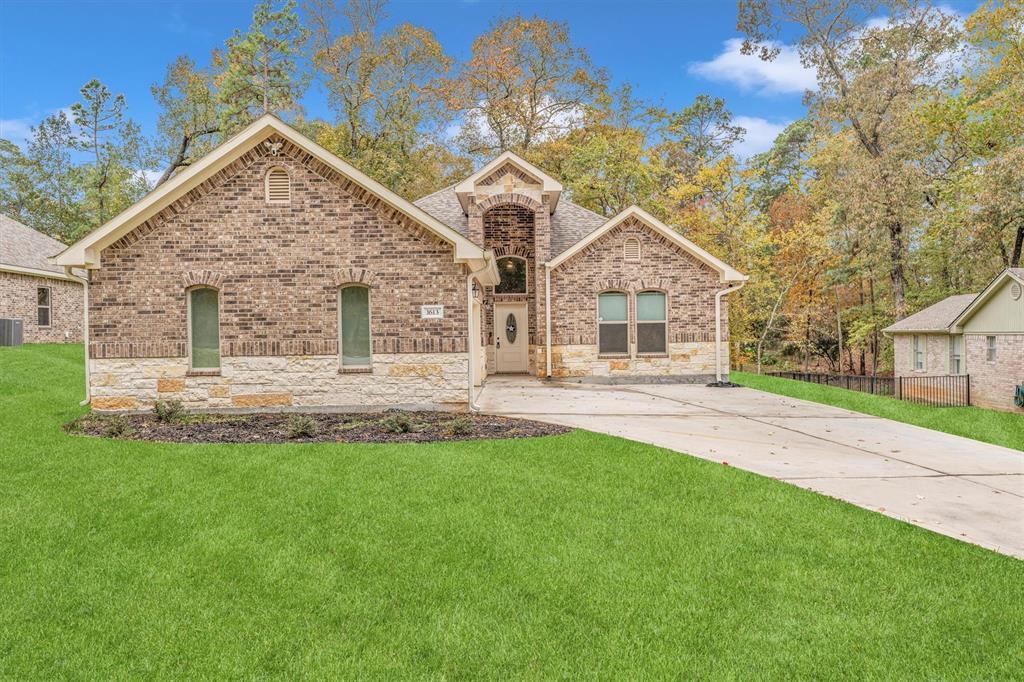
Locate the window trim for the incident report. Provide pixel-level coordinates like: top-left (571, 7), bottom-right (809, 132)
top-left (338, 283), bottom-right (372, 370)
top-left (912, 334), bottom-right (926, 372)
top-left (265, 166), bottom-right (291, 204)
top-left (986, 335), bottom-right (997, 363)
top-left (635, 289), bottom-right (668, 356)
top-left (949, 335), bottom-right (963, 375)
top-left (36, 286), bottom-right (51, 328)
top-left (186, 285), bottom-right (221, 373)
top-left (597, 290), bottom-right (630, 357)
top-left (494, 255), bottom-right (529, 296)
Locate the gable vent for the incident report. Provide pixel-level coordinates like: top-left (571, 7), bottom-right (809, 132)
top-left (624, 237), bottom-right (641, 262)
top-left (266, 167), bottom-right (290, 203)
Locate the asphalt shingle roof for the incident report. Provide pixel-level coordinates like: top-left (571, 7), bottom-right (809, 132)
top-left (0, 214), bottom-right (71, 276)
top-left (882, 293), bottom-right (978, 334)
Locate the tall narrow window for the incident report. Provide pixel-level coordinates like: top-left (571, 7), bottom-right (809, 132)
top-left (949, 335), bottom-right (963, 374)
top-left (636, 291), bottom-right (667, 354)
top-left (340, 285), bottom-right (371, 367)
top-left (265, 167), bottom-right (290, 203)
top-left (189, 288), bottom-right (220, 369)
top-left (986, 335), bottom-right (997, 362)
top-left (37, 287), bottom-right (51, 327)
top-left (912, 335), bottom-right (925, 371)
top-left (598, 292), bottom-right (628, 355)
top-left (495, 256), bottom-right (527, 294)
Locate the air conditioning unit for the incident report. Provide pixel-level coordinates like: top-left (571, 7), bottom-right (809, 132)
top-left (0, 318), bottom-right (24, 346)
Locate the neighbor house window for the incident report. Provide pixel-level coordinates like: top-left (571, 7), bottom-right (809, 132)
top-left (188, 287), bottom-right (220, 370)
top-left (265, 167), bottom-right (290, 203)
top-left (36, 287), bottom-right (51, 327)
top-left (949, 335), bottom-right (963, 374)
top-left (624, 237), bottom-right (641, 262)
top-left (636, 291), bottom-right (667, 354)
top-left (986, 335), bottom-right (997, 362)
top-left (495, 256), bottom-right (527, 294)
top-left (912, 335), bottom-right (925, 371)
top-left (598, 292), bottom-right (628, 355)
top-left (340, 285), bottom-right (371, 367)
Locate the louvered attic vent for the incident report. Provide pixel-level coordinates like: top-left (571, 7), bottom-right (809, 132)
top-left (624, 237), bottom-right (641, 262)
top-left (266, 168), bottom-right (290, 203)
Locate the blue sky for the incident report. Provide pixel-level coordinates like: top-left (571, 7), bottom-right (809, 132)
top-left (0, 0), bottom-right (980, 162)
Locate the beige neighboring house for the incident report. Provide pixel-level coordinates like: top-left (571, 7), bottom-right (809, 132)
top-left (0, 215), bottom-right (84, 343)
top-left (49, 115), bottom-right (746, 412)
top-left (884, 268), bottom-right (1024, 412)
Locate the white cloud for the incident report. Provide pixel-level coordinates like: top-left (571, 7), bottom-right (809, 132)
top-left (733, 116), bottom-right (791, 159)
top-left (0, 117), bottom-right (35, 145)
top-left (140, 168), bottom-right (164, 188)
top-left (689, 38), bottom-right (816, 96)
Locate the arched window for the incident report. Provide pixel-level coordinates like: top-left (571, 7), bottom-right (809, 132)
top-left (339, 285), bottom-right (371, 368)
top-left (495, 256), bottom-right (528, 294)
top-left (188, 287), bottom-right (220, 369)
top-left (265, 167), bottom-right (290, 203)
top-left (636, 291), bottom-right (667, 354)
top-left (624, 237), bottom-right (641, 262)
top-left (597, 291), bottom-right (629, 355)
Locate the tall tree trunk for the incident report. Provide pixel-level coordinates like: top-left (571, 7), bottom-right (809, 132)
top-left (835, 287), bottom-right (843, 374)
top-left (1012, 221), bottom-right (1024, 268)
top-left (888, 218), bottom-right (907, 313)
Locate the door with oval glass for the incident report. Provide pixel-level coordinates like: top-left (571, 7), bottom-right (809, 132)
top-left (494, 302), bottom-right (529, 373)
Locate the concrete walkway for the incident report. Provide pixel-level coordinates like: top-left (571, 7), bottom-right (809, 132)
top-left (477, 377), bottom-right (1024, 559)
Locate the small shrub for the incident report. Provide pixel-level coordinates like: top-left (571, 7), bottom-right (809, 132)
top-left (444, 416), bottom-right (474, 436)
top-left (153, 399), bottom-right (184, 423)
top-left (103, 415), bottom-right (134, 438)
top-left (286, 414), bottom-right (320, 439)
top-left (379, 412), bottom-right (415, 434)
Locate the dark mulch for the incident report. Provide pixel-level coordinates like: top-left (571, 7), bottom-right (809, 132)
top-left (65, 410), bottom-right (571, 444)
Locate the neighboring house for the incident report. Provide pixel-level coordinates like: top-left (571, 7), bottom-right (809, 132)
top-left (0, 214), bottom-right (84, 343)
top-left (51, 115), bottom-right (746, 412)
top-left (884, 268), bottom-right (1024, 412)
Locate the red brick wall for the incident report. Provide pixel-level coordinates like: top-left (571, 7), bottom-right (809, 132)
top-left (0, 271), bottom-right (83, 343)
top-left (549, 217), bottom-right (725, 346)
top-left (88, 138), bottom-right (467, 359)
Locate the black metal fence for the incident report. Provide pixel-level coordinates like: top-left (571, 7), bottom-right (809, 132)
top-left (768, 371), bottom-right (971, 407)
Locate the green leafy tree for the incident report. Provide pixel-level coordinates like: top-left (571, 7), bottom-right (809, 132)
top-left (151, 55), bottom-right (221, 186)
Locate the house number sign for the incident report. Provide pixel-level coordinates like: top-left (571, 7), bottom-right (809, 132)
top-left (421, 305), bottom-right (445, 319)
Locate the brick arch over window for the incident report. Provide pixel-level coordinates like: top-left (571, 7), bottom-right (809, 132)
top-left (476, 192), bottom-right (545, 214)
top-left (332, 269), bottom-right (378, 288)
top-left (491, 245), bottom-right (532, 259)
top-left (182, 270), bottom-right (225, 289)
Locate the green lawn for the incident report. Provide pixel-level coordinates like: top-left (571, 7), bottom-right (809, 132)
top-left (732, 371), bottom-right (1024, 452)
top-left (2, 345), bottom-right (1022, 679)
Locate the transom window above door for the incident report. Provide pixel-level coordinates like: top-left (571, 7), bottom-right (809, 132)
top-left (495, 256), bottom-right (527, 294)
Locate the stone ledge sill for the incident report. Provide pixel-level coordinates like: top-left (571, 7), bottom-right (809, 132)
top-left (187, 369), bottom-right (221, 377)
top-left (597, 354), bottom-right (630, 360)
top-left (339, 367), bottom-right (373, 374)
top-left (637, 354), bottom-right (670, 359)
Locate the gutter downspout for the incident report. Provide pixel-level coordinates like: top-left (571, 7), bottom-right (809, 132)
top-left (714, 281), bottom-right (745, 383)
top-left (545, 264), bottom-right (552, 378)
top-left (69, 267), bottom-right (90, 406)
top-left (466, 261), bottom-right (490, 412)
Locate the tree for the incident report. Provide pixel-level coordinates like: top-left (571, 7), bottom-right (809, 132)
top-left (151, 56), bottom-right (221, 186)
top-left (214, 0), bottom-right (309, 134)
top-left (455, 15), bottom-right (607, 158)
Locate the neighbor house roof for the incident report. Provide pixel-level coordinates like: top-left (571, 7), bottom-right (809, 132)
top-left (0, 214), bottom-right (83, 282)
top-left (413, 185), bottom-right (608, 258)
top-left (50, 115), bottom-right (497, 282)
top-left (949, 268), bottom-right (1024, 331)
top-left (882, 293), bottom-right (978, 334)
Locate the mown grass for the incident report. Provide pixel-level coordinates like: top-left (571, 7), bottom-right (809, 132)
top-left (1, 345), bottom-right (1022, 678)
top-left (732, 371), bottom-right (1024, 452)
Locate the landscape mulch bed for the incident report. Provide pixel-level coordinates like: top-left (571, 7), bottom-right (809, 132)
top-left (66, 410), bottom-right (571, 444)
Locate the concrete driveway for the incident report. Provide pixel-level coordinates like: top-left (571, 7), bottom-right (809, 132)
top-left (477, 377), bottom-right (1024, 559)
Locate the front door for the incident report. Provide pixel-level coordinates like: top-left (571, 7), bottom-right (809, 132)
top-left (494, 303), bottom-right (529, 373)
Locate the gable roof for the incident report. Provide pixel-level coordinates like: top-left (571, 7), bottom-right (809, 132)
top-left (882, 293), bottom-right (978, 334)
top-left (949, 268), bottom-right (1024, 331)
top-left (545, 206), bottom-right (748, 283)
top-left (452, 151), bottom-right (563, 214)
top-left (51, 115), bottom-right (492, 272)
top-left (1, 214), bottom-right (83, 282)
top-left (413, 185), bottom-right (607, 258)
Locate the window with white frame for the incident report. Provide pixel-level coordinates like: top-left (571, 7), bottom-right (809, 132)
top-left (340, 285), bottom-right (371, 367)
top-left (188, 287), bottom-right (220, 369)
top-left (597, 292), bottom-right (628, 355)
top-left (986, 335), bottom-right (997, 362)
top-left (912, 335), bottom-right (925, 371)
top-left (949, 335), bottom-right (963, 374)
top-left (37, 287), bottom-right (51, 327)
top-left (636, 291), bottom-right (667, 354)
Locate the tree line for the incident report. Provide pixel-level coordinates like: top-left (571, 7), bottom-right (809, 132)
top-left (0, 0), bottom-right (1019, 374)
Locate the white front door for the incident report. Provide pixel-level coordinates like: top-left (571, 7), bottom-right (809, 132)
top-left (494, 303), bottom-right (529, 373)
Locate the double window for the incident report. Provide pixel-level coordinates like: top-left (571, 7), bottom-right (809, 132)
top-left (597, 290), bottom-right (668, 356)
top-left (188, 287), bottom-right (220, 370)
top-left (340, 285), bottom-right (371, 368)
top-left (37, 287), bottom-right (51, 327)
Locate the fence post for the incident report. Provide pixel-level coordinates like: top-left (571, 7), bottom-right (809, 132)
top-left (897, 376), bottom-right (902, 401)
top-left (966, 375), bottom-right (971, 407)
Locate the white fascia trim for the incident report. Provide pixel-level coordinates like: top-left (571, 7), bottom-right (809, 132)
top-left (0, 263), bottom-right (85, 283)
top-left (949, 269), bottom-right (1024, 332)
top-left (545, 205), bottom-right (748, 283)
top-left (453, 151), bottom-right (562, 213)
top-left (50, 115), bottom-right (488, 268)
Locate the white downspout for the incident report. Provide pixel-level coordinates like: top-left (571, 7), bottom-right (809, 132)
top-left (466, 261), bottom-right (490, 412)
top-left (69, 267), bottom-right (90, 406)
top-left (545, 264), bottom-right (552, 378)
top-left (714, 282), bottom-right (745, 383)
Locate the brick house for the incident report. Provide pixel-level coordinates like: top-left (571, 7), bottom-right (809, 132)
top-left (1, 214), bottom-right (84, 344)
top-left (51, 116), bottom-right (746, 411)
top-left (884, 268), bottom-right (1024, 412)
